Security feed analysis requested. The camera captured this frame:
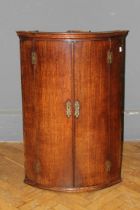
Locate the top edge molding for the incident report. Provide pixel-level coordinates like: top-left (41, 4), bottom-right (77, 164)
top-left (17, 30), bottom-right (129, 40)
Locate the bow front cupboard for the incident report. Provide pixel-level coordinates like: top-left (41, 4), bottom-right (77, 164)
top-left (17, 30), bottom-right (128, 192)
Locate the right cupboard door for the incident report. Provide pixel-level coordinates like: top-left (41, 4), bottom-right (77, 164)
top-left (74, 40), bottom-right (111, 187)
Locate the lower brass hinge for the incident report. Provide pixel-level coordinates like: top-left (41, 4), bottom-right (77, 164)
top-left (107, 50), bottom-right (113, 64)
top-left (105, 160), bottom-right (112, 173)
top-left (34, 159), bottom-right (41, 174)
top-left (31, 51), bottom-right (37, 65)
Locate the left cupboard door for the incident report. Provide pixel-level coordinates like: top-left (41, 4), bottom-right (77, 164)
top-left (21, 40), bottom-right (73, 189)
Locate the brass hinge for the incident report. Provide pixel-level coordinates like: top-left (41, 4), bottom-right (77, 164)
top-left (34, 159), bottom-right (41, 174)
top-left (107, 50), bottom-right (113, 64)
top-left (105, 160), bottom-right (112, 173)
top-left (31, 51), bottom-right (37, 65)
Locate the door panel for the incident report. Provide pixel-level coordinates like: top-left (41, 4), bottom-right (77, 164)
top-left (20, 40), bottom-right (37, 182)
top-left (109, 38), bottom-right (125, 181)
top-left (74, 41), bottom-right (110, 187)
top-left (35, 41), bottom-right (73, 187)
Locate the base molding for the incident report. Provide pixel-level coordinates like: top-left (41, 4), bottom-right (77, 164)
top-left (24, 177), bottom-right (122, 192)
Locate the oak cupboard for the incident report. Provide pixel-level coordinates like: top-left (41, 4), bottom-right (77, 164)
top-left (17, 30), bottom-right (129, 192)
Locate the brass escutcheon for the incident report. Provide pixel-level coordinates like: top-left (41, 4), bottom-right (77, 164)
top-left (74, 100), bottom-right (80, 118)
top-left (66, 100), bottom-right (72, 118)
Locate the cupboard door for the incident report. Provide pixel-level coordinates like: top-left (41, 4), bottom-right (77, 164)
top-left (74, 40), bottom-right (111, 187)
top-left (34, 41), bottom-right (73, 188)
top-left (20, 40), bottom-right (37, 182)
top-left (109, 38), bottom-right (125, 181)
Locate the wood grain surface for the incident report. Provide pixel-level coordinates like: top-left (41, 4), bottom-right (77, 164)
top-left (74, 40), bottom-right (110, 187)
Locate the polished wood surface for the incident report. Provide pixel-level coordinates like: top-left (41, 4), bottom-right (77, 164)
top-left (74, 40), bottom-right (110, 187)
top-left (0, 141), bottom-right (140, 210)
top-left (109, 38), bottom-right (125, 182)
top-left (34, 41), bottom-right (73, 188)
top-left (17, 31), bottom-right (128, 192)
top-left (20, 40), bottom-right (36, 183)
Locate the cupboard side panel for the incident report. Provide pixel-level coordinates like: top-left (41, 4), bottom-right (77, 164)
top-left (35, 41), bottom-right (73, 188)
top-left (20, 40), bottom-right (37, 182)
top-left (109, 38), bottom-right (125, 181)
top-left (74, 41), bottom-right (110, 187)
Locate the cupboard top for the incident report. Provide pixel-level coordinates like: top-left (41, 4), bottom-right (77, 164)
top-left (17, 30), bottom-right (129, 40)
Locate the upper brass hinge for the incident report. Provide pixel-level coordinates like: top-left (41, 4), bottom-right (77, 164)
top-left (107, 50), bottom-right (113, 64)
top-left (31, 51), bottom-right (37, 65)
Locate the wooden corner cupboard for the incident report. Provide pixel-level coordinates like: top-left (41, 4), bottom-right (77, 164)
top-left (17, 30), bottom-right (129, 192)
